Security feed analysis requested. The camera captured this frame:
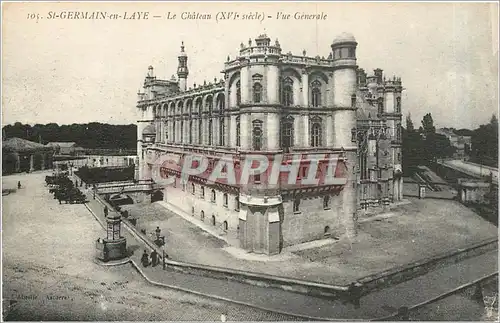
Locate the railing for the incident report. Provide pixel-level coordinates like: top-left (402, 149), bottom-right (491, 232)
top-left (96, 183), bottom-right (152, 194)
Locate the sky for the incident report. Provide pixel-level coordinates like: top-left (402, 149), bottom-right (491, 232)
top-left (2, 2), bottom-right (498, 130)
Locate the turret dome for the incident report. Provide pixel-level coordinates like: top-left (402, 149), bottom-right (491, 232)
top-left (332, 32), bottom-right (357, 45)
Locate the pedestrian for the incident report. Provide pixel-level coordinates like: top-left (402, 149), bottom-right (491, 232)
top-left (141, 250), bottom-right (150, 267)
top-left (150, 249), bottom-right (158, 267)
top-left (104, 206), bottom-right (109, 217)
top-left (155, 226), bottom-right (161, 240)
top-left (17, 181), bottom-right (21, 189)
top-left (349, 282), bottom-right (362, 309)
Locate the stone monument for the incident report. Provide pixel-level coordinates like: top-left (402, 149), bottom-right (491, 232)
top-left (96, 209), bottom-right (127, 261)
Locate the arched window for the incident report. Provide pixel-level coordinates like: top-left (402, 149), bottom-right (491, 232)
top-left (201, 186), bottom-right (205, 198)
top-left (211, 215), bottom-right (216, 226)
top-left (310, 117), bottom-right (322, 147)
top-left (253, 83), bottom-right (262, 103)
top-left (201, 211), bottom-right (205, 221)
top-left (223, 221), bottom-right (228, 231)
top-left (311, 80), bottom-right (322, 107)
top-left (211, 189), bottom-right (216, 202)
top-left (236, 81), bottom-right (241, 105)
top-left (235, 195), bottom-right (240, 210)
top-left (208, 119), bottom-right (213, 145)
top-left (252, 120), bottom-right (263, 151)
top-left (236, 116), bottom-right (241, 147)
top-left (281, 116), bottom-right (294, 151)
top-left (223, 193), bottom-right (228, 207)
top-left (351, 94), bottom-right (357, 107)
top-left (191, 183), bottom-right (195, 194)
top-left (324, 226), bottom-right (331, 234)
top-left (282, 78), bottom-right (294, 106)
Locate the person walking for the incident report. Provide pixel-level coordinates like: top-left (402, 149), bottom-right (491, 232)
top-left (104, 206), bottom-right (109, 217)
top-left (141, 250), bottom-right (150, 267)
top-left (150, 249), bottom-right (158, 267)
top-left (155, 226), bottom-right (161, 241)
top-left (17, 181), bottom-right (21, 189)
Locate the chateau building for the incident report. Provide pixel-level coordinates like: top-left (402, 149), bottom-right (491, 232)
top-left (136, 33), bottom-right (404, 255)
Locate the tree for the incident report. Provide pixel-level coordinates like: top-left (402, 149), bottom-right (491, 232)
top-left (406, 113), bottom-right (415, 133)
top-left (421, 113), bottom-right (435, 135)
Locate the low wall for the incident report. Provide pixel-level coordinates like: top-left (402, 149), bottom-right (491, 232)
top-left (91, 186), bottom-right (498, 302)
top-left (374, 273), bottom-right (498, 321)
top-left (357, 237), bottom-right (498, 295)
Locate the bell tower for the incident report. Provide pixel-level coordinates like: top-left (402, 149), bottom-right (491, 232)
top-left (177, 41), bottom-right (189, 92)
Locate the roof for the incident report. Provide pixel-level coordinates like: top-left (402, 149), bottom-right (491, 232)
top-left (332, 32), bottom-right (356, 45)
top-left (3, 137), bottom-right (53, 153)
top-left (46, 142), bottom-right (77, 148)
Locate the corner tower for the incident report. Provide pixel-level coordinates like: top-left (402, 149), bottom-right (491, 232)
top-left (331, 32), bottom-right (359, 237)
top-left (177, 42), bottom-right (189, 91)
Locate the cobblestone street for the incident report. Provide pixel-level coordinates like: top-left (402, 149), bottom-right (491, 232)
top-left (1, 172), bottom-right (297, 321)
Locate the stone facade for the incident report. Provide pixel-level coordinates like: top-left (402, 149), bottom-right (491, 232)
top-left (135, 33), bottom-right (404, 255)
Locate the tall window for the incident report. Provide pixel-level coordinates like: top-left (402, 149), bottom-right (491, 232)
top-left (311, 80), bottom-right (321, 107)
top-left (198, 101), bottom-right (203, 144)
top-left (378, 102), bottom-right (384, 115)
top-left (201, 186), bottom-right (205, 198)
top-left (396, 97), bottom-right (401, 113)
top-left (223, 193), bottom-right (228, 207)
top-left (235, 196), bottom-right (240, 210)
top-left (236, 116), bottom-right (241, 147)
top-left (219, 118), bottom-right (225, 146)
top-left (211, 189), bottom-right (216, 203)
top-left (253, 83), bottom-right (262, 103)
top-left (189, 120), bottom-right (193, 144)
top-left (172, 121), bottom-right (176, 142)
top-left (348, 47), bottom-right (355, 58)
top-left (396, 126), bottom-right (401, 141)
top-left (236, 81), bottom-right (241, 105)
top-left (208, 119), bottom-right (213, 145)
top-left (282, 77), bottom-right (294, 106)
top-left (252, 120), bottom-right (263, 151)
top-left (180, 120), bottom-right (184, 142)
top-left (281, 116), bottom-right (294, 150)
top-left (310, 117), bottom-right (322, 147)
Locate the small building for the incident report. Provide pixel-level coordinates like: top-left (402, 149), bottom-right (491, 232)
top-left (46, 142), bottom-right (85, 156)
top-left (2, 137), bottom-right (55, 174)
top-left (457, 178), bottom-right (491, 205)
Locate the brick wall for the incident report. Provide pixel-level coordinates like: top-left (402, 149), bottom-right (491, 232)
top-left (164, 178), bottom-right (240, 238)
top-left (281, 194), bottom-right (344, 247)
